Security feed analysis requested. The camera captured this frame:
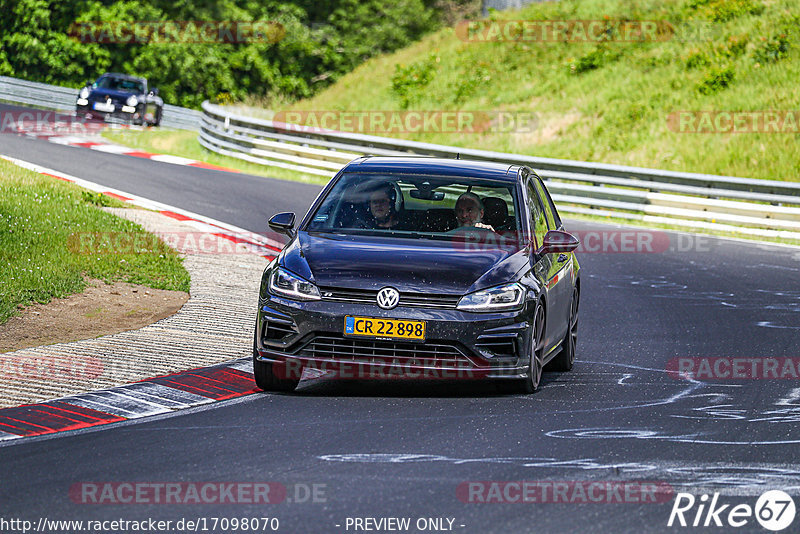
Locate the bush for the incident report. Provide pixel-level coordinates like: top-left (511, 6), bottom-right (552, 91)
top-left (719, 34), bottom-right (749, 57)
top-left (391, 53), bottom-right (439, 109)
top-left (753, 34), bottom-right (790, 64)
top-left (0, 0), bottom-right (441, 108)
top-left (568, 45), bottom-right (620, 75)
top-left (696, 65), bottom-right (735, 95)
top-left (450, 61), bottom-right (493, 104)
top-left (81, 190), bottom-right (115, 207)
top-left (685, 49), bottom-right (711, 69)
top-left (686, 0), bottom-right (765, 22)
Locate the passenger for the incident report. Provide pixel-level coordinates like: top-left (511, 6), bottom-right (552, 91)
top-left (454, 192), bottom-right (494, 231)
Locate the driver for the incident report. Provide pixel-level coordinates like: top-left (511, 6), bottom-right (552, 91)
top-left (367, 182), bottom-right (402, 229)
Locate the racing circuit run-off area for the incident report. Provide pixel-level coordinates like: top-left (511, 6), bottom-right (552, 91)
top-left (2, 0), bottom-right (800, 532)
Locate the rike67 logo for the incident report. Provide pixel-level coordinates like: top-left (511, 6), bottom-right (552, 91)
top-left (668, 491), bottom-right (796, 531)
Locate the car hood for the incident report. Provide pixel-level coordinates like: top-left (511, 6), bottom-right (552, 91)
top-left (281, 232), bottom-right (529, 295)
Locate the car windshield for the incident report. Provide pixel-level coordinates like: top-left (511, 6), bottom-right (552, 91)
top-left (305, 172), bottom-right (522, 246)
top-left (94, 77), bottom-right (144, 93)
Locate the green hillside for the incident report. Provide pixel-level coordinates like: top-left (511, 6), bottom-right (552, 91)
top-left (280, 0), bottom-right (799, 181)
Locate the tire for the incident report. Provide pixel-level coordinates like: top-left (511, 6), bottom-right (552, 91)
top-left (521, 302), bottom-right (545, 393)
top-left (548, 288), bottom-right (578, 372)
top-left (252, 325), bottom-right (300, 392)
top-left (496, 301), bottom-right (544, 394)
top-left (149, 107), bottom-right (162, 127)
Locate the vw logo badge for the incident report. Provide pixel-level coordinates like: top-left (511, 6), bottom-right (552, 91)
top-left (376, 287), bottom-right (400, 310)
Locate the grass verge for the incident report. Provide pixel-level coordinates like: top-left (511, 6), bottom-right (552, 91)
top-left (0, 158), bottom-right (191, 325)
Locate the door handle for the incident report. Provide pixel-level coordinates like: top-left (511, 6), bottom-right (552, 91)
top-left (557, 254), bottom-right (568, 263)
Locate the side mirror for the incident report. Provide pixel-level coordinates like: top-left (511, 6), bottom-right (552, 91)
top-left (269, 212), bottom-right (296, 238)
top-left (149, 87), bottom-right (159, 96)
top-left (538, 230), bottom-right (579, 255)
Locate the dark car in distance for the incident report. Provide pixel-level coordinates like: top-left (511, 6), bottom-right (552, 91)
top-left (255, 157), bottom-right (581, 393)
top-left (76, 73), bottom-right (163, 126)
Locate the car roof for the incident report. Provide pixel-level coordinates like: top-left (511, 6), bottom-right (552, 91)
top-left (344, 156), bottom-right (521, 182)
top-left (99, 72), bottom-right (146, 83)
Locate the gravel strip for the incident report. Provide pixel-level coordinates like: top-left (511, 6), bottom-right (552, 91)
top-left (0, 208), bottom-right (269, 408)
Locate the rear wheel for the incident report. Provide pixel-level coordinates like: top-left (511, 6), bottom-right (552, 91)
top-left (252, 325), bottom-right (300, 392)
top-left (548, 288), bottom-right (578, 372)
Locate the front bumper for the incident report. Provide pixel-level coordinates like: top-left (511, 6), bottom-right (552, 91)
top-left (255, 294), bottom-right (532, 380)
top-left (76, 102), bottom-right (139, 123)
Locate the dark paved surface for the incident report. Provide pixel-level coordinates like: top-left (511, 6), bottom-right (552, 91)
top-left (2, 107), bottom-right (800, 533)
top-left (0, 103), bottom-right (321, 231)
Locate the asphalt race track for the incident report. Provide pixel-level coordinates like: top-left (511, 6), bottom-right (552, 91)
top-left (2, 105), bottom-right (800, 533)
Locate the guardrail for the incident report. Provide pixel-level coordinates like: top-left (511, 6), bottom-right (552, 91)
top-left (0, 76), bottom-right (200, 131)
top-left (200, 102), bottom-right (800, 241)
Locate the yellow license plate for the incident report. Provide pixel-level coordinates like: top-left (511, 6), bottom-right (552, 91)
top-left (344, 316), bottom-right (425, 341)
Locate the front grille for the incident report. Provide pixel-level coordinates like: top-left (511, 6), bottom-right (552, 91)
top-left (400, 293), bottom-right (460, 308)
top-left (296, 335), bottom-right (474, 368)
top-left (318, 287), bottom-right (460, 309)
top-left (318, 287), bottom-right (374, 305)
top-left (91, 97), bottom-right (126, 106)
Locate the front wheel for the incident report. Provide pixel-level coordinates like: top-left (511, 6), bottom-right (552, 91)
top-left (521, 302), bottom-right (545, 393)
top-left (548, 288), bottom-right (578, 372)
top-left (496, 301), bottom-right (544, 394)
top-left (252, 326), bottom-right (300, 392)
top-left (149, 107), bottom-right (162, 127)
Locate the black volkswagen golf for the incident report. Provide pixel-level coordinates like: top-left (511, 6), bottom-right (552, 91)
top-left (255, 157), bottom-right (580, 393)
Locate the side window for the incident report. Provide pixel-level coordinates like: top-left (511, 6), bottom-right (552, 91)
top-left (526, 179), bottom-right (548, 249)
top-left (533, 178), bottom-right (558, 230)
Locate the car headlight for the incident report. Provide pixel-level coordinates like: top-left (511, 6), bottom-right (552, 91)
top-left (457, 282), bottom-right (525, 312)
top-left (269, 267), bottom-right (320, 301)
top-left (79, 87), bottom-right (90, 99)
top-left (126, 95), bottom-right (138, 107)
